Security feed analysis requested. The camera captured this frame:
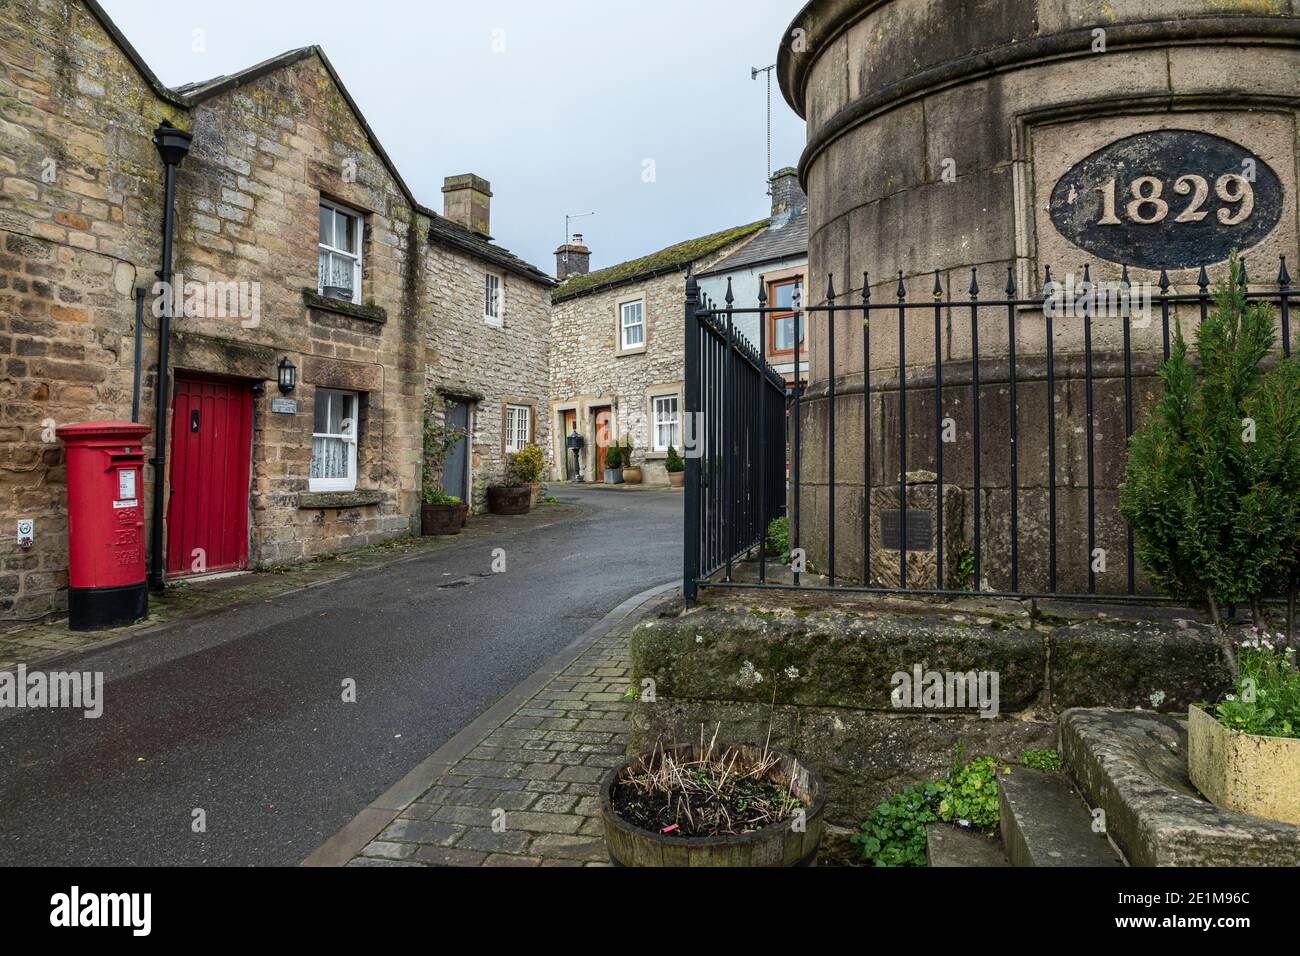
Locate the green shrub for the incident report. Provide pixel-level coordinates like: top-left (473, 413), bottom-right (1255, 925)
top-left (1214, 637), bottom-right (1300, 738)
top-left (765, 516), bottom-right (789, 559)
top-left (510, 443), bottom-right (545, 484)
top-left (423, 491), bottom-right (461, 506)
top-left (604, 445), bottom-right (623, 469)
top-left (665, 445), bottom-right (685, 473)
top-left (1119, 253), bottom-right (1300, 674)
top-left (1021, 748), bottom-right (1062, 772)
top-left (851, 748), bottom-right (1007, 866)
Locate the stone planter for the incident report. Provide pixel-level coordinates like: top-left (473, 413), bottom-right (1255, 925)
top-left (623, 466), bottom-right (642, 485)
top-left (668, 471), bottom-right (684, 487)
top-left (487, 485), bottom-right (531, 515)
top-left (600, 743), bottom-right (825, 866)
top-left (420, 502), bottom-right (462, 536)
top-left (603, 467), bottom-right (623, 485)
top-left (1188, 704), bottom-right (1300, 825)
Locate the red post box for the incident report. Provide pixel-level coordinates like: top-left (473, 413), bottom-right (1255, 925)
top-left (56, 422), bottom-right (151, 630)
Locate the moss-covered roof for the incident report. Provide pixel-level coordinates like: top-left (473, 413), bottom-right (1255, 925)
top-left (552, 219), bottom-right (768, 303)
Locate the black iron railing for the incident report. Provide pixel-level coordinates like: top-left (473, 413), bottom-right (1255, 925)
top-left (683, 274), bottom-right (788, 602)
top-left (684, 255), bottom-right (1297, 605)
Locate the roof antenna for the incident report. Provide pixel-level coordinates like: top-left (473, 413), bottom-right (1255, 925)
top-left (563, 211), bottom-right (595, 268)
top-left (751, 63), bottom-right (776, 195)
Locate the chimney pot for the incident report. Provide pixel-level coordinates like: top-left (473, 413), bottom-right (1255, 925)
top-left (555, 236), bottom-right (591, 280)
top-left (769, 167), bottom-right (806, 221)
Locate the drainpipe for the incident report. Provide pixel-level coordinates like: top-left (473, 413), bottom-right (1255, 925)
top-left (148, 121), bottom-right (193, 590)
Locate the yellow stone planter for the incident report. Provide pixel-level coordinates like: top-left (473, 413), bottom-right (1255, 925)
top-left (1188, 704), bottom-right (1300, 825)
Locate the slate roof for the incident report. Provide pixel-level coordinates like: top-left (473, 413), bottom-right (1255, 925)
top-left (552, 220), bottom-right (769, 303)
top-left (697, 205), bottom-right (808, 277)
top-left (81, 0), bottom-right (553, 286)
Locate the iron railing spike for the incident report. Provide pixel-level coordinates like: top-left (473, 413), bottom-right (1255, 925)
top-left (1005, 265), bottom-right (1015, 296)
top-left (1158, 268), bottom-right (1170, 292)
top-left (1198, 265), bottom-right (1210, 291)
top-left (1280, 255), bottom-right (1292, 287)
top-left (897, 270), bottom-right (906, 297)
top-left (968, 267), bottom-right (979, 296)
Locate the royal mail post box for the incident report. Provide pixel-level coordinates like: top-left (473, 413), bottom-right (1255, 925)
top-left (56, 421), bottom-right (150, 631)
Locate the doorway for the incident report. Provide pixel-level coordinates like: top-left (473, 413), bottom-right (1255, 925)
top-left (443, 397), bottom-right (472, 501)
top-left (591, 406), bottom-right (612, 478)
top-left (166, 373), bottom-right (253, 575)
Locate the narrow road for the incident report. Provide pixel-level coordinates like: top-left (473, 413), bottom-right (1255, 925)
top-left (0, 487), bottom-right (681, 866)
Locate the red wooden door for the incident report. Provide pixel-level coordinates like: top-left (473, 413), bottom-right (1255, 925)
top-left (166, 375), bottom-right (252, 575)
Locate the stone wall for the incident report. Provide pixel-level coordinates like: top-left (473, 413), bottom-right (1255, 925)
top-left (1, 0), bottom-right (179, 618)
top-left (423, 242), bottom-right (551, 512)
top-left (628, 602), bottom-right (1232, 825)
top-left (777, 0), bottom-right (1300, 594)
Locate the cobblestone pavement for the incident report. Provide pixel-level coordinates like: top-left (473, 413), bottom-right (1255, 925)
top-left (348, 604), bottom-right (659, 867)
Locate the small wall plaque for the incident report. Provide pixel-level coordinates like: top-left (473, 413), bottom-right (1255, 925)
top-left (880, 509), bottom-right (933, 552)
top-left (271, 397), bottom-right (298, 414)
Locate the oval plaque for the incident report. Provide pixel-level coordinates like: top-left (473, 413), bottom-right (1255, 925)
top-left (1049, 129), bottom-right (1282, 270)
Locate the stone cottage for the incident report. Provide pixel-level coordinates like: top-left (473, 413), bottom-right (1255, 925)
top-left (0, 0), bottom-right (551, 621)
top-left (549, 221), bottom-right (766, 484)
top-left (697, 168), bottom-right (809, 387)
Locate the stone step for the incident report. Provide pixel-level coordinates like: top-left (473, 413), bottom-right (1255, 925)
top-left (1061, 707), bottom-right (1300, 866)
top-left (925, 823), bottom-right (1009, 866)
top-left (998, 766), bottom-right (1124, 866)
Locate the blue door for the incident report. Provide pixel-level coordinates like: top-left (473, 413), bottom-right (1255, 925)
top-left (443, 398), bottom-right (471, 501)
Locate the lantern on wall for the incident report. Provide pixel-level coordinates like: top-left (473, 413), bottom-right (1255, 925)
top-left (277, 357), bottom-right (297, 395)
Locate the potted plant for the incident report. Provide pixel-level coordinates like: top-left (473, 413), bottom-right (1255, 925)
top-left (600, 733), bottom-right (825, 867)
top-left (621, 435), bottom-right (642, 484)
top-left (420, 396), bottom-right (468, 536)
top-left (512, 443), bottom-right (545, 507)
top-left (665, 444), bottom-right (685, 487)
top-left (1188, 630), bottom-right (1299, 824)
top-left (487, 447), bottom-right (534, 515)
top-left (603, 443), bottom-right (623, 484)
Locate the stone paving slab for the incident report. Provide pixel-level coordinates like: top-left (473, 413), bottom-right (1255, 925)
top-left (345, 595), bottom-right (674, 867)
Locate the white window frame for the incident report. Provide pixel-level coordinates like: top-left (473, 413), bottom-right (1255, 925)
top-left (318, 200), bottom-right (363, 305)
top-left (484, 271), bottom-right (504, 326)
top-left (505, 404), bottom-right (531, 453)
top-left (652, 394), bottom-right (680, 453)
top-left (619, 298), bottom-right (645, 352)
top-left (310, 388), bottom-right (359, 492)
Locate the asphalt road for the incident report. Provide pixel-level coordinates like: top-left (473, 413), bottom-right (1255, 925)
top-left (0, 487), bottom-right (681, 866)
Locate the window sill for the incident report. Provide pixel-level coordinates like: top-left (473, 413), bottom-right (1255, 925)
top-left (302, 290), bottom-right (387, 324)
top-left (298, 490), bottom-right (383, 509)
top-left (615, 346), bottom-right (647, 358)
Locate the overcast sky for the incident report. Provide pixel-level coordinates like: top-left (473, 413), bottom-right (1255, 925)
top-left (100, 0), bottom-right (807, 275)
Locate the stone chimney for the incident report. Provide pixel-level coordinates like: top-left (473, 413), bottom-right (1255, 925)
top-left (555, 233), bottom-right (591, 280)
top-left (770, 167), bottom-right (806, 220)
top-left (442, 173), bottom-right (492, 236)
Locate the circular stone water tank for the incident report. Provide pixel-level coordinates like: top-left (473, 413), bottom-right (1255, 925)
top-left (777, 0), bottom-right (1300, 594)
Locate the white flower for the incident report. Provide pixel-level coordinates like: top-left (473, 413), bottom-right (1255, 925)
top-left (695, 634), bottom-right (704, 644)
top-left (1148, 690), bottom-right (1166, 708)
top-left (784, 666), bottom-right (800, 681)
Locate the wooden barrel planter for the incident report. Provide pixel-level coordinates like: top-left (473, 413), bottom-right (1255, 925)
top-left (487, 485), bottom-right (531, 515)
top-left (420, 502), bottom-right (462, 536)
top-left (600, 743), bottom-right (826, 866)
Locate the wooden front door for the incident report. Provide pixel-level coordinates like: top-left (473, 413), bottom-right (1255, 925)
top-left (593, 407), bottom-right (612, 476)
top-left (442, 397), bottom-right (471, 500)
top-left (166, 374), bottom-right (253, 575)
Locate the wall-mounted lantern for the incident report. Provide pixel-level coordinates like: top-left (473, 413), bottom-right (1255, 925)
top-left (277, 357), bottom-right (297, 395)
